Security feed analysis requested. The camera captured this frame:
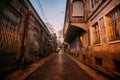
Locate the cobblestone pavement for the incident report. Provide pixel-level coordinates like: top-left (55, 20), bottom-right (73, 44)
top-left (25, 52), bottom-right (93, 80)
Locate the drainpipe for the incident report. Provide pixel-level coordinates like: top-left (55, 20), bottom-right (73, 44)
top-left (20, 9), bottom-right (31, 69)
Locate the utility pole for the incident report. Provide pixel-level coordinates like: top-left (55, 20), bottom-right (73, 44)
top-left (20, 9), bottom-right (31, 69)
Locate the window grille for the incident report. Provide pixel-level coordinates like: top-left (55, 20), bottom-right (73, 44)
top-left (106, 5), bottom-right (120, 41)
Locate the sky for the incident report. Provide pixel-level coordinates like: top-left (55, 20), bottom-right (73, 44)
top-left (30, 0), bottom-right (67, 34)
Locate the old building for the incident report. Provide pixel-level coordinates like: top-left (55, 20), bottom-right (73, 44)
top-left (0, 0), bottom-right (52, 78)
top-left (63, 0), bottom-right (120, 78)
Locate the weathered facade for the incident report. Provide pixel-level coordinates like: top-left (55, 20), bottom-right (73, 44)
top-left (63, 0), bottom-right (120, 78)
top-left (50, 33), bottom-right (57, 53)
top-left (0, 0), bottom-right (53, 78)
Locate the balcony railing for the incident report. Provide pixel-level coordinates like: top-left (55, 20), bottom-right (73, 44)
top-left (71, 16), bottom-right (85, 23)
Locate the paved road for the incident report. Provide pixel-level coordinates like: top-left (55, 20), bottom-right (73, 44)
top-left (25, 52), bottom-right (93, 80)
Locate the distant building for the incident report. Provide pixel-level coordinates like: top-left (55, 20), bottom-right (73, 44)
top-left (63, 0), bottom-right (120, 78)
top-left (49, 33), bottom-right (57, 52)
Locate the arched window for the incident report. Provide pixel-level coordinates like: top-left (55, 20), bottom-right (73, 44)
top-left (72, 0), bottom-right (84, 17)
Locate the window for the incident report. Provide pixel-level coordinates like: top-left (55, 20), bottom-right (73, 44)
top-left (91, 0), bottom-right (95, 9)
top-left (72, 1), bottom-right (84, 16)
top-left (92, 22), bottom-right (100, 44)
top-left (95, 57), bottom-right (102, 66)
top-left (106, 5), bottom-right (120, 41)
top-left (91, 0), bottom-right (103, 9)
top-left (113, 60), bottom-right (120, 73)
top-left (34, 29), bottom-right (39, 41)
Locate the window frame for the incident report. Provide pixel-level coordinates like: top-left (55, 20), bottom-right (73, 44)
top-left (105, 5), bottom-right (120, 42)
top-left (91, 22), bottom-right (101, 45)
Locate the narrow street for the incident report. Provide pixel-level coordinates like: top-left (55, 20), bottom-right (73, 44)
top-left (25, 51), bottom-right (93, 80)
top-left (0, 0), bottom-right (120, 80)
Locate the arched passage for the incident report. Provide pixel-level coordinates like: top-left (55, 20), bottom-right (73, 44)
top-left (64, 25), bottom-right (86, 44)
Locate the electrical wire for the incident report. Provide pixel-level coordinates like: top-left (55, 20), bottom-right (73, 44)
top-left (37, 0), bottom-right (49, 23)
top-left (34, 0), bottom-right (55, 33)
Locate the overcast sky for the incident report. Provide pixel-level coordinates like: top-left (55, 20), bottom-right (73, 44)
top-left (30, 0), bottom-right (66, 33)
